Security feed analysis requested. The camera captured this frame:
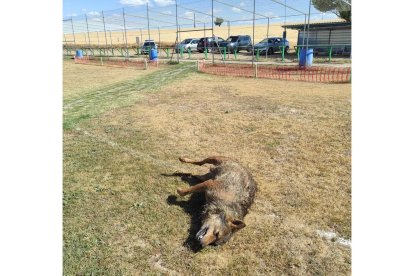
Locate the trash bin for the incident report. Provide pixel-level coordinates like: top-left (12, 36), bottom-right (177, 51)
top-left (299, 48), bottom-right (313, 66)
top-left (75, 49), bottom-right (83, 58)
top-left (149, 49), bottom-right (158, 61)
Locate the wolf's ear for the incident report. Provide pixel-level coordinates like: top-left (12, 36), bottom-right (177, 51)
top-left (229, 218), bottom-right (246, 230)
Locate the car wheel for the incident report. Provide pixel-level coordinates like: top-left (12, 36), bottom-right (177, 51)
top-left (269, 48), bottom-right (274, 55)
top-left (284, 46), bottom-right (289, 53)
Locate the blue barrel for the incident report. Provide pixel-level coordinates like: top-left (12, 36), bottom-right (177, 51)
top-left (75, 49), bottom-right (83, 58)
top-left (299, 48), bottom-right (313, 66)
top-left (149, 49), bottom-right (158, 60)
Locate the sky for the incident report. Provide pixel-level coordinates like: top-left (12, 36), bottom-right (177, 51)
top-left (63, 0), bottom-right (340, 33)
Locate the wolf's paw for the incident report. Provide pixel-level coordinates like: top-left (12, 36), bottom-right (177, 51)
top-left (179, 157), bottom-right (191, 163)
top-left (177, 188), bottom-right (187, 197)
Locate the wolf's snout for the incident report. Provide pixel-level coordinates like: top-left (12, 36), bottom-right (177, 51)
top-left (196, 227), bottom-right (209, 241)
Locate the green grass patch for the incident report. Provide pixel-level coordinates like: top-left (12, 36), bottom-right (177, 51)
top-left (63, 62), bottom-right (195, 130)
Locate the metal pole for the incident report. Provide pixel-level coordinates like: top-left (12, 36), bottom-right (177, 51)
top-left (102, 11), bottom-right (108, 54)
top-left (227, 21), bottom-right (230, 38)
top-left (158, 27), bottom-right (161, 50)
top-left (211, 0), bottom-right (214, 64)
top-left (194, 13), bottom-right (196, 28)
top-left (85, 15), bottom-right (91, 53)
top-left (252, 0), bottom-right (256, 63)
top-left (70, 18), bottom-right (76, 45)
top-left (266, 17), bottom-right (270, 38)
top-left (284, 0), bottom-right (287, 33)
top-left (175, 0), bottom-right (179, 63)
top-left (122, 8), bottom-right (129, 58)
top-left (306, 0), bottom-right (311, 51)
top-left (302, 14), bottom-right (306, 46)
top-left (109, 30), bottom-right (113, 48)
top-left (266, 17), bottom-right (269, 60)
top-left (147, 3), bottom-right (151, 40)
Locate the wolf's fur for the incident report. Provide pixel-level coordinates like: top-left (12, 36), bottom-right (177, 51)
top-left (177, 156), bottom-right (257, 247)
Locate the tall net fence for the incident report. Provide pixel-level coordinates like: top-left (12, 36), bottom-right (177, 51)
top-left (64, 0), bottom-right (351, 82)
top-left (63, 0), bottom-right (350, 54)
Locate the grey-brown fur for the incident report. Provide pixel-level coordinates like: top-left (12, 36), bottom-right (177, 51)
top-left (177, 156), bottom-right (257, 247)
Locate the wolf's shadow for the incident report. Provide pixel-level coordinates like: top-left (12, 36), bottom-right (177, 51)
top-left (163, 172), bottom-right (206, 252)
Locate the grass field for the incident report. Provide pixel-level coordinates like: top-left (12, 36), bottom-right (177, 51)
top-left (63, 59), bottom-right (351, 275)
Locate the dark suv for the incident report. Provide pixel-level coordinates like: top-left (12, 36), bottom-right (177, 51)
top-left (141, 40), bottom-right (157, 54)
top-left (197, 36), bottom-right (224, 53)
top-left (218, 35), bottom-right (252, 53)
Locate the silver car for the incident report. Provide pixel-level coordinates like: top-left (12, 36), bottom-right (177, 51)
top-left (254, 37), bottom-right (290, 55)
top-left (175, 38), bottom-right (200, 53)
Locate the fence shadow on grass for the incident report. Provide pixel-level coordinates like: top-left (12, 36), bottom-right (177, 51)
top-left (163, 172), bottom-right (207, 253)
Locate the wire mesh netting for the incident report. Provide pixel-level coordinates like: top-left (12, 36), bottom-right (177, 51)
top-left (63, 0), bottom-right (350, 48)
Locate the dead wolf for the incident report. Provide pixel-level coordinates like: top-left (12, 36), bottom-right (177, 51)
top-left (177, 156), bottom-right (257, 248)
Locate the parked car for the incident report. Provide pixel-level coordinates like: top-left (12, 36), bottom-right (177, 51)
top-left (253, 37), bottom-right (290, 55)
top-left (218, 35), bottom-right (252, 53)
top-left (197, 36), bottom-right (225, 53)
top-left (141, 40), bottom-right (157, 54)
top-left (175, 38), bottom-right (200, 53)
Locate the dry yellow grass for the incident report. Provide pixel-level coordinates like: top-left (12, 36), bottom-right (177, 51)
top-left (64, 60), bottom-right (351, 275)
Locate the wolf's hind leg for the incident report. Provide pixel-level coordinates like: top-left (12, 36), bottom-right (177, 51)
top-left (179, 156), bottom-right (228, 166)
top-left (193, 172), bottom-right (213, 182)
top-left (177, 179), bottom-right (219, 197)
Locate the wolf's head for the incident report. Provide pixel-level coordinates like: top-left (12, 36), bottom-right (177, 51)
top-left (196, 213), bottom-right (246, 247)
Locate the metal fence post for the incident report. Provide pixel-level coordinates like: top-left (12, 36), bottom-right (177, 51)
top-left (85, 15), bottom-right (91, 53)
top-left (70, 17), bottom-right (76, 45)
top-left (254, 62), bottom-right (258, 78)
top-left (158, 27), bottom-right (161, 51)
top-left (266, 17), bottom-right (269, 60)
top-left (252, 0), bottom-right (256, 64)
top-left (102, 11), bottom-right (108, 56)
top-left (109, 30), bottom-right (114, 56)
top-left (211, 0), bottom-right (214, 64)
top-left (329, 46), bottom-right (332, 62)
top-left (146, 3), bottom-right (151, 40)
top-left (96, 31), bottom-right (100, 47)
top-left (140, 28), bottom-right (143, 47)
top-left (175, 0), bottom-right (179, 63)
top-left (122, 8), bottom-right (129, 58)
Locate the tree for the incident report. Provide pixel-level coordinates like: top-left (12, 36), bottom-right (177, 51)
top-left (312, 0), bottom-right (351, 22)
top-left (214, 17), bottom-right (224, 27)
